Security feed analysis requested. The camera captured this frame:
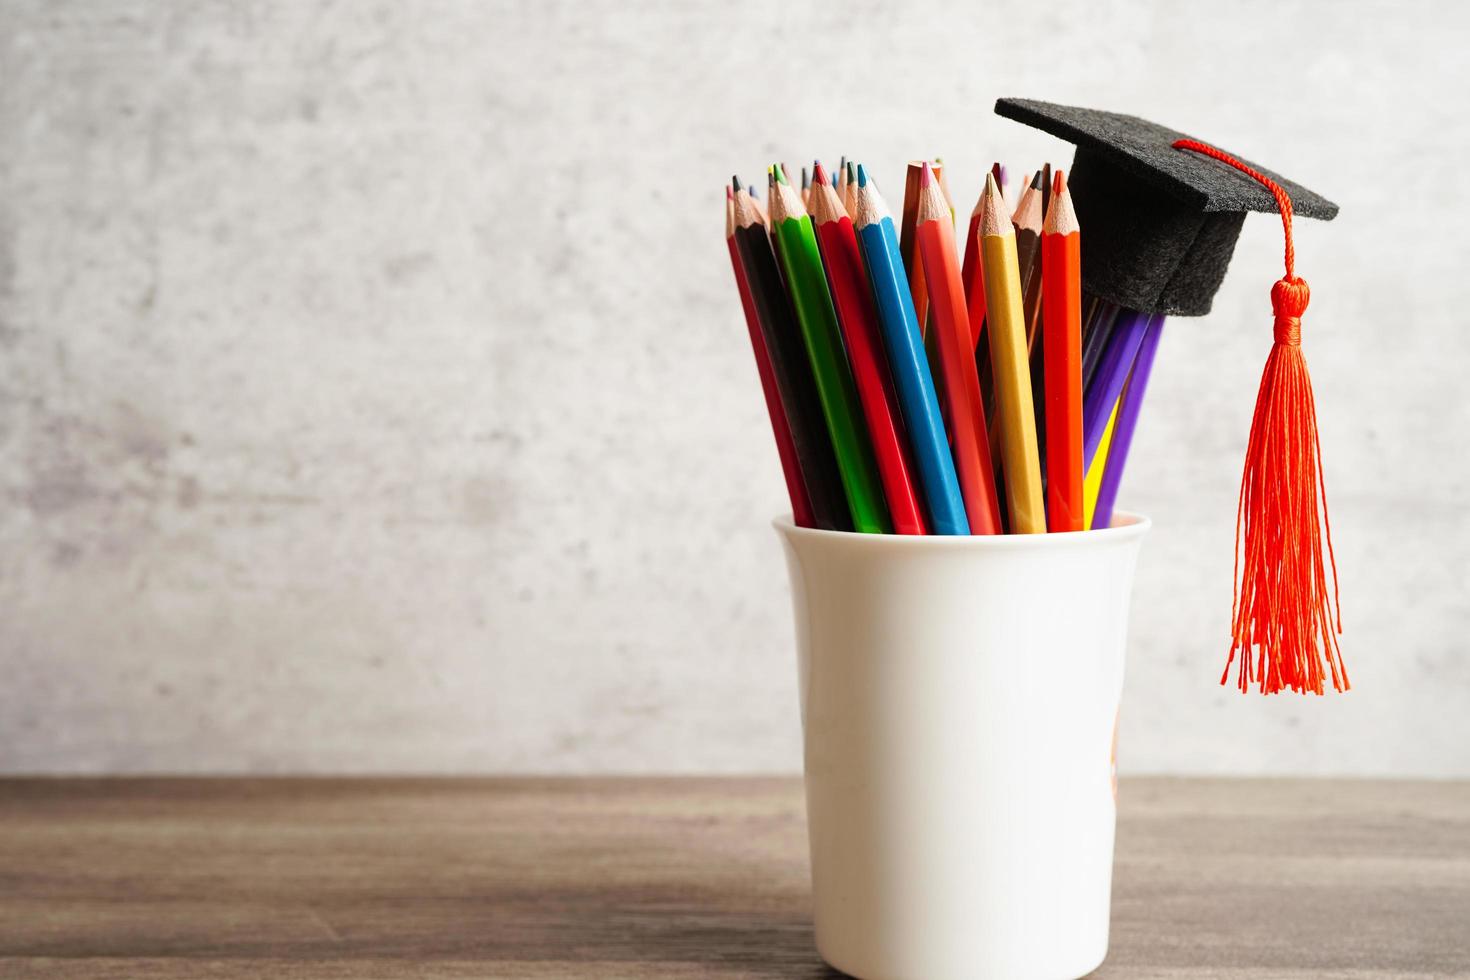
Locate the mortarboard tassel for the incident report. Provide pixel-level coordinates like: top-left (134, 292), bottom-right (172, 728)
top-left (1172, 139), bottom-right (1346, 696)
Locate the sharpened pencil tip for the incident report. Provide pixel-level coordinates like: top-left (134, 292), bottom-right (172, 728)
top-left (856, 163), bottom-right (868, 188)
top-left (919, 161), bottom-right (933, 188)
top-left (812, 161), bottom-right (828, 186)
top-left (774, 163), bottom-right (788, 186)
top-left (731, 175), bottom-right (743, 193)
top-left (801, 166), bottom-right (810, 190)
top-left (1031, 170), bottom-right (1045, 190)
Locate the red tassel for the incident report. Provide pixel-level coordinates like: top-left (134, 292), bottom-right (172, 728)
top-left (1172, 139), bottom-right (1346, 695)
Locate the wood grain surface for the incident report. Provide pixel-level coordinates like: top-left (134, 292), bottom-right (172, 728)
top-left (0, 777), bottom-right (1466, 978)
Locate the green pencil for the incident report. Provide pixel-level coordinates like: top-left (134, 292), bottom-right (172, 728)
top-left (768, 164), bottom-right (890, 533)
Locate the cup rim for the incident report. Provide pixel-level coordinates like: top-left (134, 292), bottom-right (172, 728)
top-left (773, 511), bottom-right (1150, 550)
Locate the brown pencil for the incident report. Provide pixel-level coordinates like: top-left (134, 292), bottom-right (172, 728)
top-left (1039, 162), bottom-right (1053, 222)
top-left (1014, 171), bottom-right (1045, 353)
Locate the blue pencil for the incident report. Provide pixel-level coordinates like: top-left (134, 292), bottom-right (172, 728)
top-left (851, 165), bottom-right (969, 535)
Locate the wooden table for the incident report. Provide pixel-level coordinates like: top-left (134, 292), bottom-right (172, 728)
top-left (0, 777), bottom-right (1465, 978)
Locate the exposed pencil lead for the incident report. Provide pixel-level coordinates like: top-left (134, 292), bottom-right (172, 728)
top-left (812, 160), bottom-right (828, 186)
top-left (856, 163), bottom-right (869, 188)
top-left (919, 161), bottom-right (934, 188)
top-left (731, 175), bottom-right (743, 193)
top-left (1031, 170), bottom-right (1045, 190)
top-left (846, 161), bottom-right (856, 184)
top-left (801, 166), bottom-right (810, 190)
top-left (774, 163), bottom-right (788, 186)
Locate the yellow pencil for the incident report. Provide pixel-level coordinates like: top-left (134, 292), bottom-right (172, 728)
top-left (979, 173), bottom-right (1046, 533)
top-left (1083, 398), bottom-right (1120, 529)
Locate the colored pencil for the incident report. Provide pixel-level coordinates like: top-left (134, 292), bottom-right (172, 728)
top-left (810, 164), bottom-right (928, 535)
top-left (961, 183), bottom-right (988, 354)
top-left (1010, 172), bottom-right (1047, 461)
top-left (1083, 399), bottom-right (1119, 530)
top-left (1082, 308), bottom-right (1150, 469)
top-left (979, 174), bottom-right (1046, 533)
top-left (731, 181), bottom-right (851, 531)
top-left (964, 176), bottom-right (1007, 529)
top-left (1081, 298), bottom-right (1121, 391)
top-left (899, 161), bottom-right (935, 331)
top-left (1013, 172), bottom-right (1045, 352)
top-left (852, 166), bottom-right (970, 535)
top-left (1092, 316), bottom-right (1165, 530)
top-left (915, 163), bottom-right (1002, 534)
top-left (769, 165), bottom-right (891, 533)
top-left (1041, 172), bottom-right (1083, 532)
top-left (727, 187), bottom-right (814, 528)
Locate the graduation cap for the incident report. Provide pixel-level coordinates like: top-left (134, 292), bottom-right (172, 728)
top-left (995, 98), bottom-right (1346, 696)
top-left (994, 98), bottom-right (1338, 316)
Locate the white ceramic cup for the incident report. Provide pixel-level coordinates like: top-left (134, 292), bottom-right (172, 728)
top-left (776, 513), bottom-right (1150, 980)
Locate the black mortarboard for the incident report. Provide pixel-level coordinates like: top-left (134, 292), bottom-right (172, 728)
top-left (994, 98), bottom-right (1338, 316)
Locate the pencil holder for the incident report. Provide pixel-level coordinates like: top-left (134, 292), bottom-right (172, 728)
top-left (776, 514), bottom-right (1150, 980)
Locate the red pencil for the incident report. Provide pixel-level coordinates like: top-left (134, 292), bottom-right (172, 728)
top-left (809, 164), bottom-right (927, 534)
top-left (726, 187), bottom-right (815, 527)
top-left (1041, 172), bottom-right (1083, 531)
top-left (961, 189), bottom-right (987, 353)
top-left (915, 163), bottom-right (1002, 534)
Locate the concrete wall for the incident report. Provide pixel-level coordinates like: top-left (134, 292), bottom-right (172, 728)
top-left (3, 0), bottom-right (1467, 775)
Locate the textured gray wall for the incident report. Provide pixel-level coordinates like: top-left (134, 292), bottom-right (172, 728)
top-left (2, 0), bottom-right (1467, 775)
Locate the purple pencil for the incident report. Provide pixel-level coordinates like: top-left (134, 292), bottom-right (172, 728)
top-left (1092, 316), bottom-right (1165, 529)
top-left (1082, 308), bottom-right (1150, 469)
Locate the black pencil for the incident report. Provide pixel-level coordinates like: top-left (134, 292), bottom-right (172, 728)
top-left (731, 178), bottom-right (853, 531)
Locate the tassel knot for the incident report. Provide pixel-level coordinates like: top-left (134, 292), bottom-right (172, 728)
top-left (1271, 277), bottom-right (1309, 346)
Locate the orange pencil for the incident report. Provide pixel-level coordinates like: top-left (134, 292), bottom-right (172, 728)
top-left (914, 164), bottom-right (1002, 534)
top-left (1041, 171), bottom-right (1084, 531)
